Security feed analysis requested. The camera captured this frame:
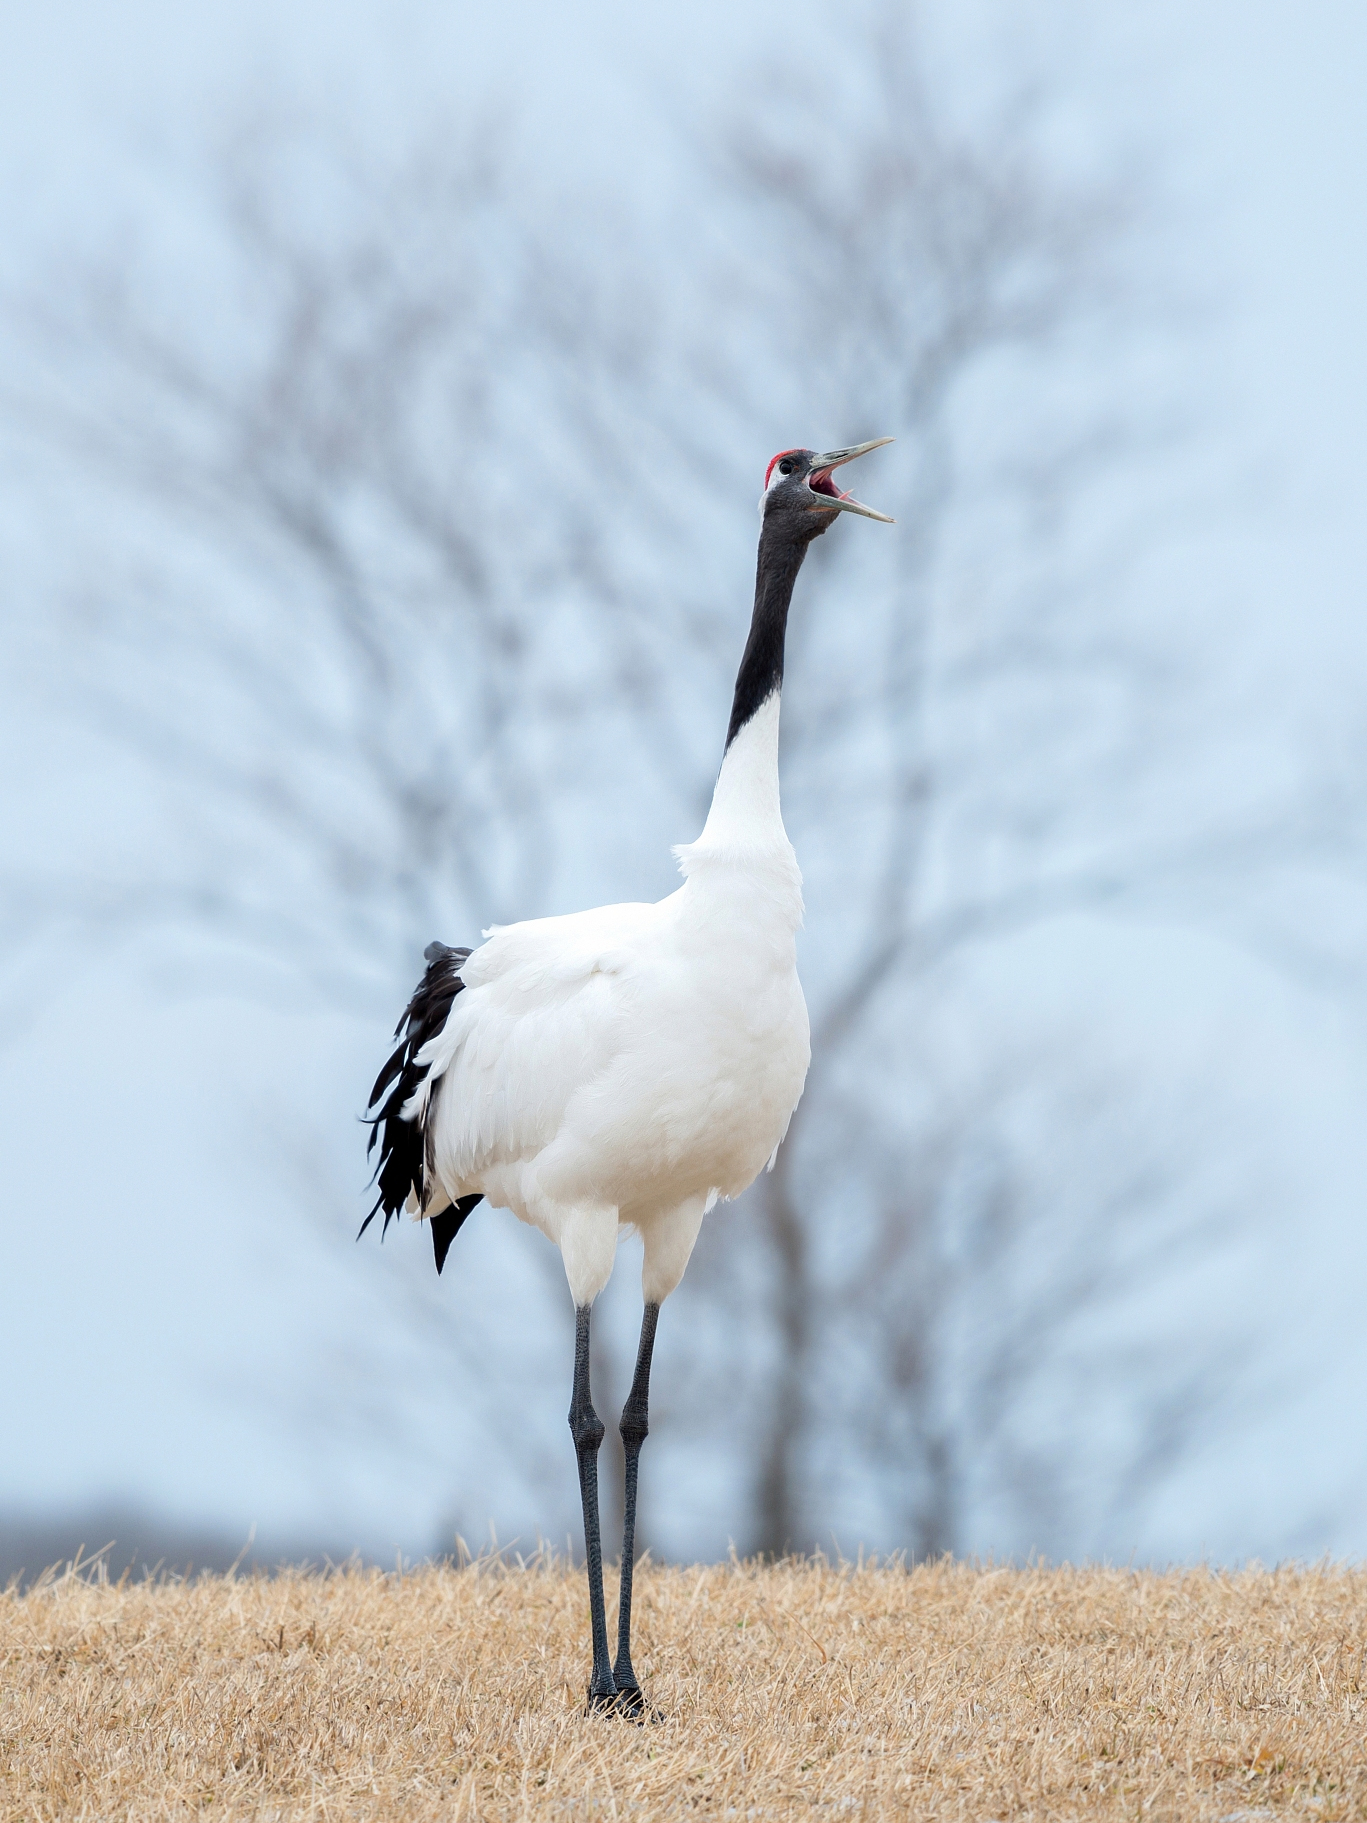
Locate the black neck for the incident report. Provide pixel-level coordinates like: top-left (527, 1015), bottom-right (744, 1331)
top-left (724, 518), bottom-right (814, 751)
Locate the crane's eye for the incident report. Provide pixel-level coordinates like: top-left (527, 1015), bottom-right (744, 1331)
top-left (779, 460), bottom-right (794, 476)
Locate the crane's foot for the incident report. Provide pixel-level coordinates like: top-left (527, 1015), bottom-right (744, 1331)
top-left (584, 1680), bottom-right (664, 1722)
top-left (604, 1680), bottom-right (665, 1724)
top-left (584, 1672), bottom-right (618, 1716)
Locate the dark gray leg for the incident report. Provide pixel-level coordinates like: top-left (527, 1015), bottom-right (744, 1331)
top-left (612, 1301), bottom-right (660, 1716)
top-left (569, 1303), bottom-right (616, 1709)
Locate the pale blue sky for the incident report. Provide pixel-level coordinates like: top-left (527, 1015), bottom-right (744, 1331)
top-left (2, 1), bottom-right (1365, 1563)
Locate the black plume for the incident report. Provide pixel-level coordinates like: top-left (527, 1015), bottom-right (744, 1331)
top-left (360, 943), bottom-right (483, 1267)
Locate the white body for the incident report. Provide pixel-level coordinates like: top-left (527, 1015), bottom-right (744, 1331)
top-left (408, 693), bottom-right (810, 1306)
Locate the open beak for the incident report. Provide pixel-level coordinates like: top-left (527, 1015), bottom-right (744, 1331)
top-left (806, 436), bottom-right (895, 522)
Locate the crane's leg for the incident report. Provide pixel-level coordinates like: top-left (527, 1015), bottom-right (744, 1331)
top-left (569, 1302), bottom-right (617, 1711)
top-left (612, 1299), bottom-right (660, 1718)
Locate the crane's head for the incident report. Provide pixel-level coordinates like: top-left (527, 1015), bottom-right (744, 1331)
top-left (761, 438), bottom-right (895, 534)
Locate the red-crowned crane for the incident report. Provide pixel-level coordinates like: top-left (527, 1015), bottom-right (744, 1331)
top-left (363, 439), bottom-right (893, 1716)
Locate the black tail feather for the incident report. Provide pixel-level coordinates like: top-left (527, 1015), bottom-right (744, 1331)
top-left (361, 942), bottom-right (483, 1268)
top-left (431, 1195), bottom-right (483, 1273)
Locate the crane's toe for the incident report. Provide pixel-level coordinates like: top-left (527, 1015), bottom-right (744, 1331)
top-left (591, 1681), bottom-right (664, 1724)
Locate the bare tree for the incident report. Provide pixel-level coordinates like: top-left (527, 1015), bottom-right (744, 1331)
top-left (639, 9), bottom-right (1339, 1560)
top-left (837, 1049), bottom-right (1242, 1559)
top-left (4, 17), bottom-right (1289, 1563)
top-left (634, 16), bottom-right (1195, 1556)
top-left (5, 117), bottom-right (679, 1538)
top-left (13, 118), bottom-right (692, 990)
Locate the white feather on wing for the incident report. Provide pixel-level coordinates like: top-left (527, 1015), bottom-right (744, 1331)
top-left (409, 900), bottom-right (662, 1188)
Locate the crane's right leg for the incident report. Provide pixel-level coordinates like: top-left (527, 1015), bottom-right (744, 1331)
top-left (569, 1302), bottom-right (617, 1711)
top-left (612, 1299), bottom-right (660, 1718)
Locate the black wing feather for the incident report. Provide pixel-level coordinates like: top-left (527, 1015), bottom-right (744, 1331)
top-left (360, 942), bottom-right (483, 1268)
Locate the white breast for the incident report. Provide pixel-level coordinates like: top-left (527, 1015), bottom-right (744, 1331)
top-left (420, 689), bottom-right (809, 1258)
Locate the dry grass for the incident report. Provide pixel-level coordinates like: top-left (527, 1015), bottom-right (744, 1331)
top-left (3, 1556), bottom-right (1365, 1820)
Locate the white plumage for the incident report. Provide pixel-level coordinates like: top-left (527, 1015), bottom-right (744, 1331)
top-left (410, 694), bottom-right (810, 1306)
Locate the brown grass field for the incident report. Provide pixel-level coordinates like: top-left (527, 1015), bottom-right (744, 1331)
top-left (3, 1555), bottom-right (1365, 1820)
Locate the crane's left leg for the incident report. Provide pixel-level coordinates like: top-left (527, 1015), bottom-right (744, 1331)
top-left (612, 1299), bottom-right (660, 1717)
